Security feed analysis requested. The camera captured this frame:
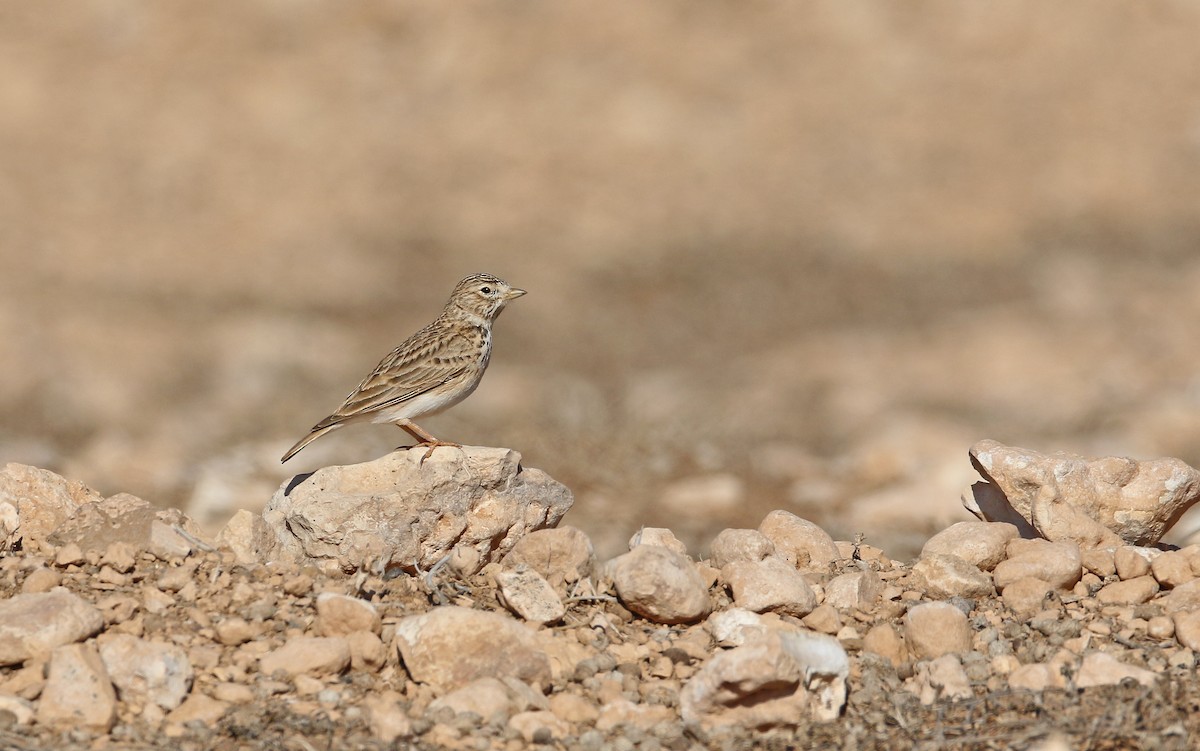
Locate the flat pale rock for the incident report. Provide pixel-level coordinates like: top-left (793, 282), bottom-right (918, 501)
top-left (906, 654), bottom-right (972, 705)
top-left (35, 643), bottom-right (117, 730)
top-left (627, 527), bottom-right (689, 556)
top-left (968, 440), bottom-right (1200, 546)
top-left (1008, 662), bottom-right (1067, 692)
top-left (1075, 652), bottom-right (1157, 688)
top-left (265, 446), bottom-right (573, 575)
top-left (911, 554), bottom-right (995, 600)
top-left (502, 526), bottom-right (595, 590)
top-left (921, 521), bottom-right (1019, 571)
top-left (1002, 578), bottom-right (1057, 618)
top-left (1095, 576), bottom-right (1159, 606)
top-left (705, 608), bottom-right (771, 648)
top-left (364, 690), bottom-right (412, 743)
top-left (215, 509), bottom-right (272, 565)
top-left (709, 528), bottom-right (775, 568)
top-left (758, 510), bottom-right (839, 571)
top-left (429, 677), bottom-right (518, 720)
top-left (1172, 611), bottom-right (1200, 651)
top-left (680, 630), bottom-right (849, 728)
top-left (611, 544), bottom-right (711, 624)
top-left (0, 588), bottom-right (105, 666)
top-left (722, 555), bottom-right (817, 617)
top-left (316, 593), bottom-right (382, 636)
top-left (862, 623), bottom-right (907, 667)
top-left (165, 693), bottom-right (230, 732)
top-left (495, 568), bottom-right (566, 625)
top-left (992, 540), bottom-right (1082, 591)
top-left (48, 492), bottom-right (206, 560)
top-left (0, 464), bottom-right (101, 553)
top-left (98, 634), bottom-right (194, 710)
top-left (823, 570), bottom-right (884, 611)
top-left (1151, 550), bottom-right (1196, 589)
top-left (903, 602), bottom-right (971, 660)
top-left (259, 637), bottom-right (350, 677)
top-left (393, 606), bottom-right (551, 691)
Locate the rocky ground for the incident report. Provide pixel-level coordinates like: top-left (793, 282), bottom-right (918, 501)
top-left (4, 443), bottom-right (1200, 750)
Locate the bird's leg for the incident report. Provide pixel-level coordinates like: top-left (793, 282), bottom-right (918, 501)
top-left (397, 419), bottom-right (461, 463)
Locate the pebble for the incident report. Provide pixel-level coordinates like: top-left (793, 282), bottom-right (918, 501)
top-left (903, 602), bottom-right (971, 660)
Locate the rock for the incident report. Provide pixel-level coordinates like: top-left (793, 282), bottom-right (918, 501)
top-left (316, 593), bottom-right (382, 636)
top-left (903, 602), bottom-right (971, 660)
top-left (215, 509), bottom-right (271, 565)
top-left (1008, 662), bottom-right (1067, 692)
top-left (346, 630), bottom-right (387, 672)
top-left (610, 544), bottom-right (711, 624)
top-left (863, 623), bottom-right (907, 667)
top-left (259, 637), bottom-right (350, 677)
top-left (992, 540), bottom-right (1082, 591)
top-left (48, 492), bottom-right (207, 560)
top-left (1075, 652), bottom-right (1157, 688)
top-left (1151, 550), bottom-right (1195, 588)
top-left (35, 643), bottom-right (117, 730)
top-left (1172, 611), bottom-right (1200, 651)
top-left (1080, 548), bottom-right (1116, 577)
top-left (907, 654), bottom-right (972, 704)
top-left (364, 690), bottom-right (412, 743)
top-left (97, 634), bottom-right (193, 710)
top-left (495, 568), bottom-right (566, 625)
top-left (164, 693), bottom-right (229, 734)
top-left (1114, 546), bottom-right (1155, 580)
top-left (911, 554), bottom-right (995, 599)
top-left (393, 606), bottom-right (551, 691)
top-left (708, 528), bottom-right (775, 568)
top-left (0, 501), bottom-right (18, 553)
top-left (823, 570), bottom-right (884, 610)
top-left (1002, 578), bottom-right (1057, 618)
top-left (502, 526), bottom-right (595, 590)
top-left (1095, 576), bottom-right (1159, 605)
top-left (0, 588), bottom-right (105, 666)
top-left (968, 440), bottom-right (1200, 546)
top-left (660, 474), bottom-right (744, 516)
top-left (264, 446), bottom-right (572, 575)
top-left (214, 617), bottom-right (258, 646)
top-left (627, 527), bottom-right (689, 556)
top-left (705, 608), bottom-right (771, 648)
top-left (1160, 579), bottom-right (1200, 612)
top-left (430, 676), bottom-right (518, 719)
top-left (509, 710), bottom-right (571, 741)
top-left (20, 567), bottom-right (62, 594)
top-left (595, 700), bottom-right (676, 731)
top-left (921, 521), bottom-right (1019, 571)
top-left (548, 692), bottom-right (599, 724)
top-left (722, 555), bottom-right (817, 617)
top-left (0, 694), bottom-right (33, 726)
top-left (802, 604), bottom-right (843, 635)
top-left (680, 630), bottom-right (849, 728)
top-left (0, 463), bottom-right (101, 553)
top-left (758, 510), bottom-right (839, 571)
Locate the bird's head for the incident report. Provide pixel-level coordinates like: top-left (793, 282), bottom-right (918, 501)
top-left (448, 273), bottom-right (526, 320)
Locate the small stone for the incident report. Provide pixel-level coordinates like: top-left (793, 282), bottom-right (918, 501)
top-left (548, 692), bottom-right (598, 724)
top-left (1148, 616), bottom-right (1174, 640)
top-left (824, 570), bottom-right (883, 610)
top-left (164, 693), bottom-right (229, 735)
top-left (1151, 550), bottom-right (1195, 589)
top-left (1172, 611), bottom-right (1200, 651)
top-left (0, 588), bottom-right (105, 666)
top-left (1095, 576), bottom-right (1159, 606)
top-left (259, 637), bottom-right (350, 677)
top-left (757, 510), bottom-right (839, 571)
top-left (509, 710), bottom-right (570, 741)
top-left (1114, 546), bottom-right (1155, 580)
top-left (907, 654), bottom-right (972, 704)
top-left (1075, 652), bottom-right (1157, 688)
top-left (20, 567), bottom-right (62, 594)
top-left (627, 527), bottom-right (689, 557)
top-left (862, 623), bottom-right (907, 667)
top-left (215, 617), bottom-right (258, 646)
top-left (920, 522), bottom-right (1019, 571)
top-left (346, 630), bottom-right (387, 672)
top-left (1080, 548), bottom-right (1116, 577)
top-left (215, 509), bottom-right (268, 566)
top-left (98, 634), bottom-right (194, 710)
top-left (35, 643), bottom-right (117, 730)
top-left (992, 540), bottom-right (1081, 591)
top-left (211, 682), bottom-right (255, 703)
top-left (596, 699), bottom-right (676, 731)
top-left (705, 608), bottom-right (769, 647)
top-left (708, 528), bottom-right (775, 568)
top-left (503, 526), bottom-right (595, 590)
top-left (316, 593), bottom-right (382, 636)
top-left (54, 543), bottom-right (85, 567)
top-left (1007, 662), bottom-right (1066, 692)
top-left (801, 604), bottom-right (842, 635)
top-left (364, 690), bottom-right (412, 743)
top-left (101, 541), bottom-right (138, 573)
top-left (722, 555), bottom-right (817, 617)
top-left (495, 568), bottom-right (566, 625)
top-left (430, 676), bottom-right (514, 719)
top-left (903, 602), bottom-right (971, 660)
top-left (911, 555), bottom-right (994, 599)
top-left (0, 695), bottom-right (33, 726)
top-left (1160, 579), bottom-right (1200, 611)
top-left (611, 545), bottom-right (711, 624)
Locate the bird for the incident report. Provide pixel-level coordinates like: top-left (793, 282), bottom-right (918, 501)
top-left (281, 273), bottom-right (526, 464)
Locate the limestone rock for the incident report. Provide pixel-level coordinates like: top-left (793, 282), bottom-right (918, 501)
top-left (708, 528), bottom-right (775, 568)
top-left (364, 690), bottom-right (412, 743)
top-left (862, 624), bottom-right (907, 667)
top-left (1114, 546), bottom-right (1155, 580)
top-left (264, 446), bottom-right (573, 574)
top-left (48, 492), bottom-right (207, 561)
top-left (680, 630), bottom-right (849, 728)
top-left (495, 568), bottom-right (566, 625)
top-left (0, 464), bottom-right (101, 553)
top-left (611, 545), bottom-right (711, 624)
top-left (911, 554), bottom-right (995, 599)
top-left (1151, 550), bottom-right (1196, 589)
top-left (722, 555), bottom-right (817, 617)
top-left (259, 637), bottom-right (350, 677)
top-left (627, 527), bottom-right (689, 556)
top-left (1095, 576), bottom-right (1159, 606)
top-left (824, 570), bottom-right (884, 611)
top-left (35, 643), bottom-right (117, 730)
top-left (502, 526), bottom-right (595, 590)
top-left (1075, 652), bottom-right (1157, 688)
top-left (907, 654), bottom-right (972, 704)
top-left (758, 510), bottom-right (839, 571)
top-left (920, 521), bottom-right (1019, 571)
top-left (705, 608), bottom-right (771, 648)
top-left (967, 440), bottom-right (1200, 546)
top-left (164, 693), bottom-right (229, 732)
top-left (316, 593), bottom-right (382, 636)
top-left (1008, 662), bottom-right (1067, 692)
top-left (0, 588), bottom-right (105, 666)
top-left (393, 606), bottom-right (551, 691)
top-left (98, 634), bottom-right (193, 710)
top-left (1001, 578), bottom-right (1056, 618)
top-left (0, 694), bottom-right (33, 726)
top-left (215, 509), bottom-right (271, 565)
top-left (992, 539), bottom-right (1082, 591)
top-left (903, 602), bottom-right (971, 660)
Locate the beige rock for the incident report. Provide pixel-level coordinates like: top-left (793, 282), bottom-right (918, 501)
top-left (1002, 578), bottom-right (1056, 618)
top-left (53, 543), bottom-right (85, 567)
top-left (0, 501), bottom-right (18, 553)
top-left (1075, 652), bottom-right (1157, 688)
top-left (0, 463), bottom-right (100, 553)
top-left (708, 528), bottom-right (775, 568)
top-left (1114, 546), bottom-right (1155, 580)
top-left (802, 604), bottom-right (842, 635)
top-left (0, 588), bottom-right (105, 666)
top-left (211, 682), bottom-right (255, 704)
top-left (495, 568), bottom-right (566, 625)
top-left (627, 527), bottom-right (689, 556)
top-left (680, 630), bottom-right (849, 728)
top-left (921, 521), bottom-right (1019, 571)
top-left (1095, 576), bottom-right (1159, 606)
top-left (962, 481), bottom-right (1037, 538)
top-left (862, 623), bottom-right (907, 667)
top-left (1148, 616), bottom-right (1174, 640)
top-left (1007, 662), bottom-right (1066, 692)
top-left (502, 526), bottom-right (595, 589)
top-left (968, 440), bottom-right (1200, 546)
top-left (824, 570), bottom-right (884, 611)
top-left (1172, 611), bottom-right (1200, 651)
top-left (215, 509), bottom-right (270, 565)
top-left (548, 692), bottom-right (599, 724)
top-left (430, 676), bottom-right (516, 719)
top-left (1159, 579), bottom-right (1200, 612)
top-left (346, 630), bottom-right (387, 672)
top-left (595, 699), bottom-right (677, 731)
top-left (48, 492), bottom-right (207, 560)
top-left (611, 545), bottom-right (711, 624)
top-left (1151, 550), bottom-right (1195, 588)
top-left (903, 602), bottom-right (971, 660)
top-left (992, 540), bottom-right (1081, 591)
top-left (509, 710), bottom-right (571, 741)
top-left (259, 637), bottom-right (350, 677)
top-left (98, 634), bottom-right (193, 710)
top-left (316, 593), bottom-right (382, 636)
top-left (722, 555), bottom-right (817, 617)
top-left (393, 606), bottom-right (551, 691)
top-left (164, 693), bottom-right (229, 734)
top-left (907, 654), bottom-right (971, 704)
top-left (215, 617), bottom-right (259, 646)
top-left (264, 447), bottom-right (573, 575)
top-left (20, 567), bottom-right (62, 594)
top-left (911, 554), bottom-right (994, 599)
top-left (758, 510), bottom-right (839, 571)
top-left (1080, 548), bottom-right (1116, 577)
top-left (0, 694), bottom-right (33, 726)
top-left (364, 690), bottom-right (412, 743)
top-left (1028, 484), bottom-right (1123, 549)
top-left (705, 608), bottom-right (770, 648)
top-left (35, 643), bottom-right (117, 730)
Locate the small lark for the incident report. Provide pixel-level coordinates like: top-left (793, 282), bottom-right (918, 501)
top-left (281, 273), bottom-right (526, 464)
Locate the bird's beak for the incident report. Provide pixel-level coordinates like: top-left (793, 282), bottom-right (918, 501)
top-left (505, 288), bottom-right (527, 300)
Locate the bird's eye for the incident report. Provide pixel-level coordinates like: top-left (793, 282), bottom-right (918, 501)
top-left (480, 286), bottom-right (492, 294)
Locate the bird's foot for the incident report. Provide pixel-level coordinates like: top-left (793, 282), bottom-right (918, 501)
top-left (414, 440), bottom-right (462, 464)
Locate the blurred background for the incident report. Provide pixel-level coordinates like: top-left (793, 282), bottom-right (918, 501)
top-left (4, 2), bottom-right (1200, 560)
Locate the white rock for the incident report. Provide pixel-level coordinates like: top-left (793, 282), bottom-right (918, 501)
top-left (495, 568), bottom-right (566, 625)
top-left (823, 570), bottom-right (884, 611)
top-left (758, 510), bottom-right (839, 571)
top-left (708, 528), bottom-right (775, 568)
top-left (611, 545), bottom-right (711, 624)
top-left (98, 634), bottom-right (194, 710)
top-left (0, 588), bottom-right (105, 666)
top-left (920, 521), bottom-right (1019, 571)
top-left (1075, 652), bottom-right (1157, 688)
top-left (903, 602), bottom-right (971, 660)
top-left (722, 555), bottom-right (817, 617)
top-left (627, 527), bottom-right (689, 557)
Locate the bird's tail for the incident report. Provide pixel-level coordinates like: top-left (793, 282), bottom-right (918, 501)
top-left (280, 423), bottom-right (341, 463)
